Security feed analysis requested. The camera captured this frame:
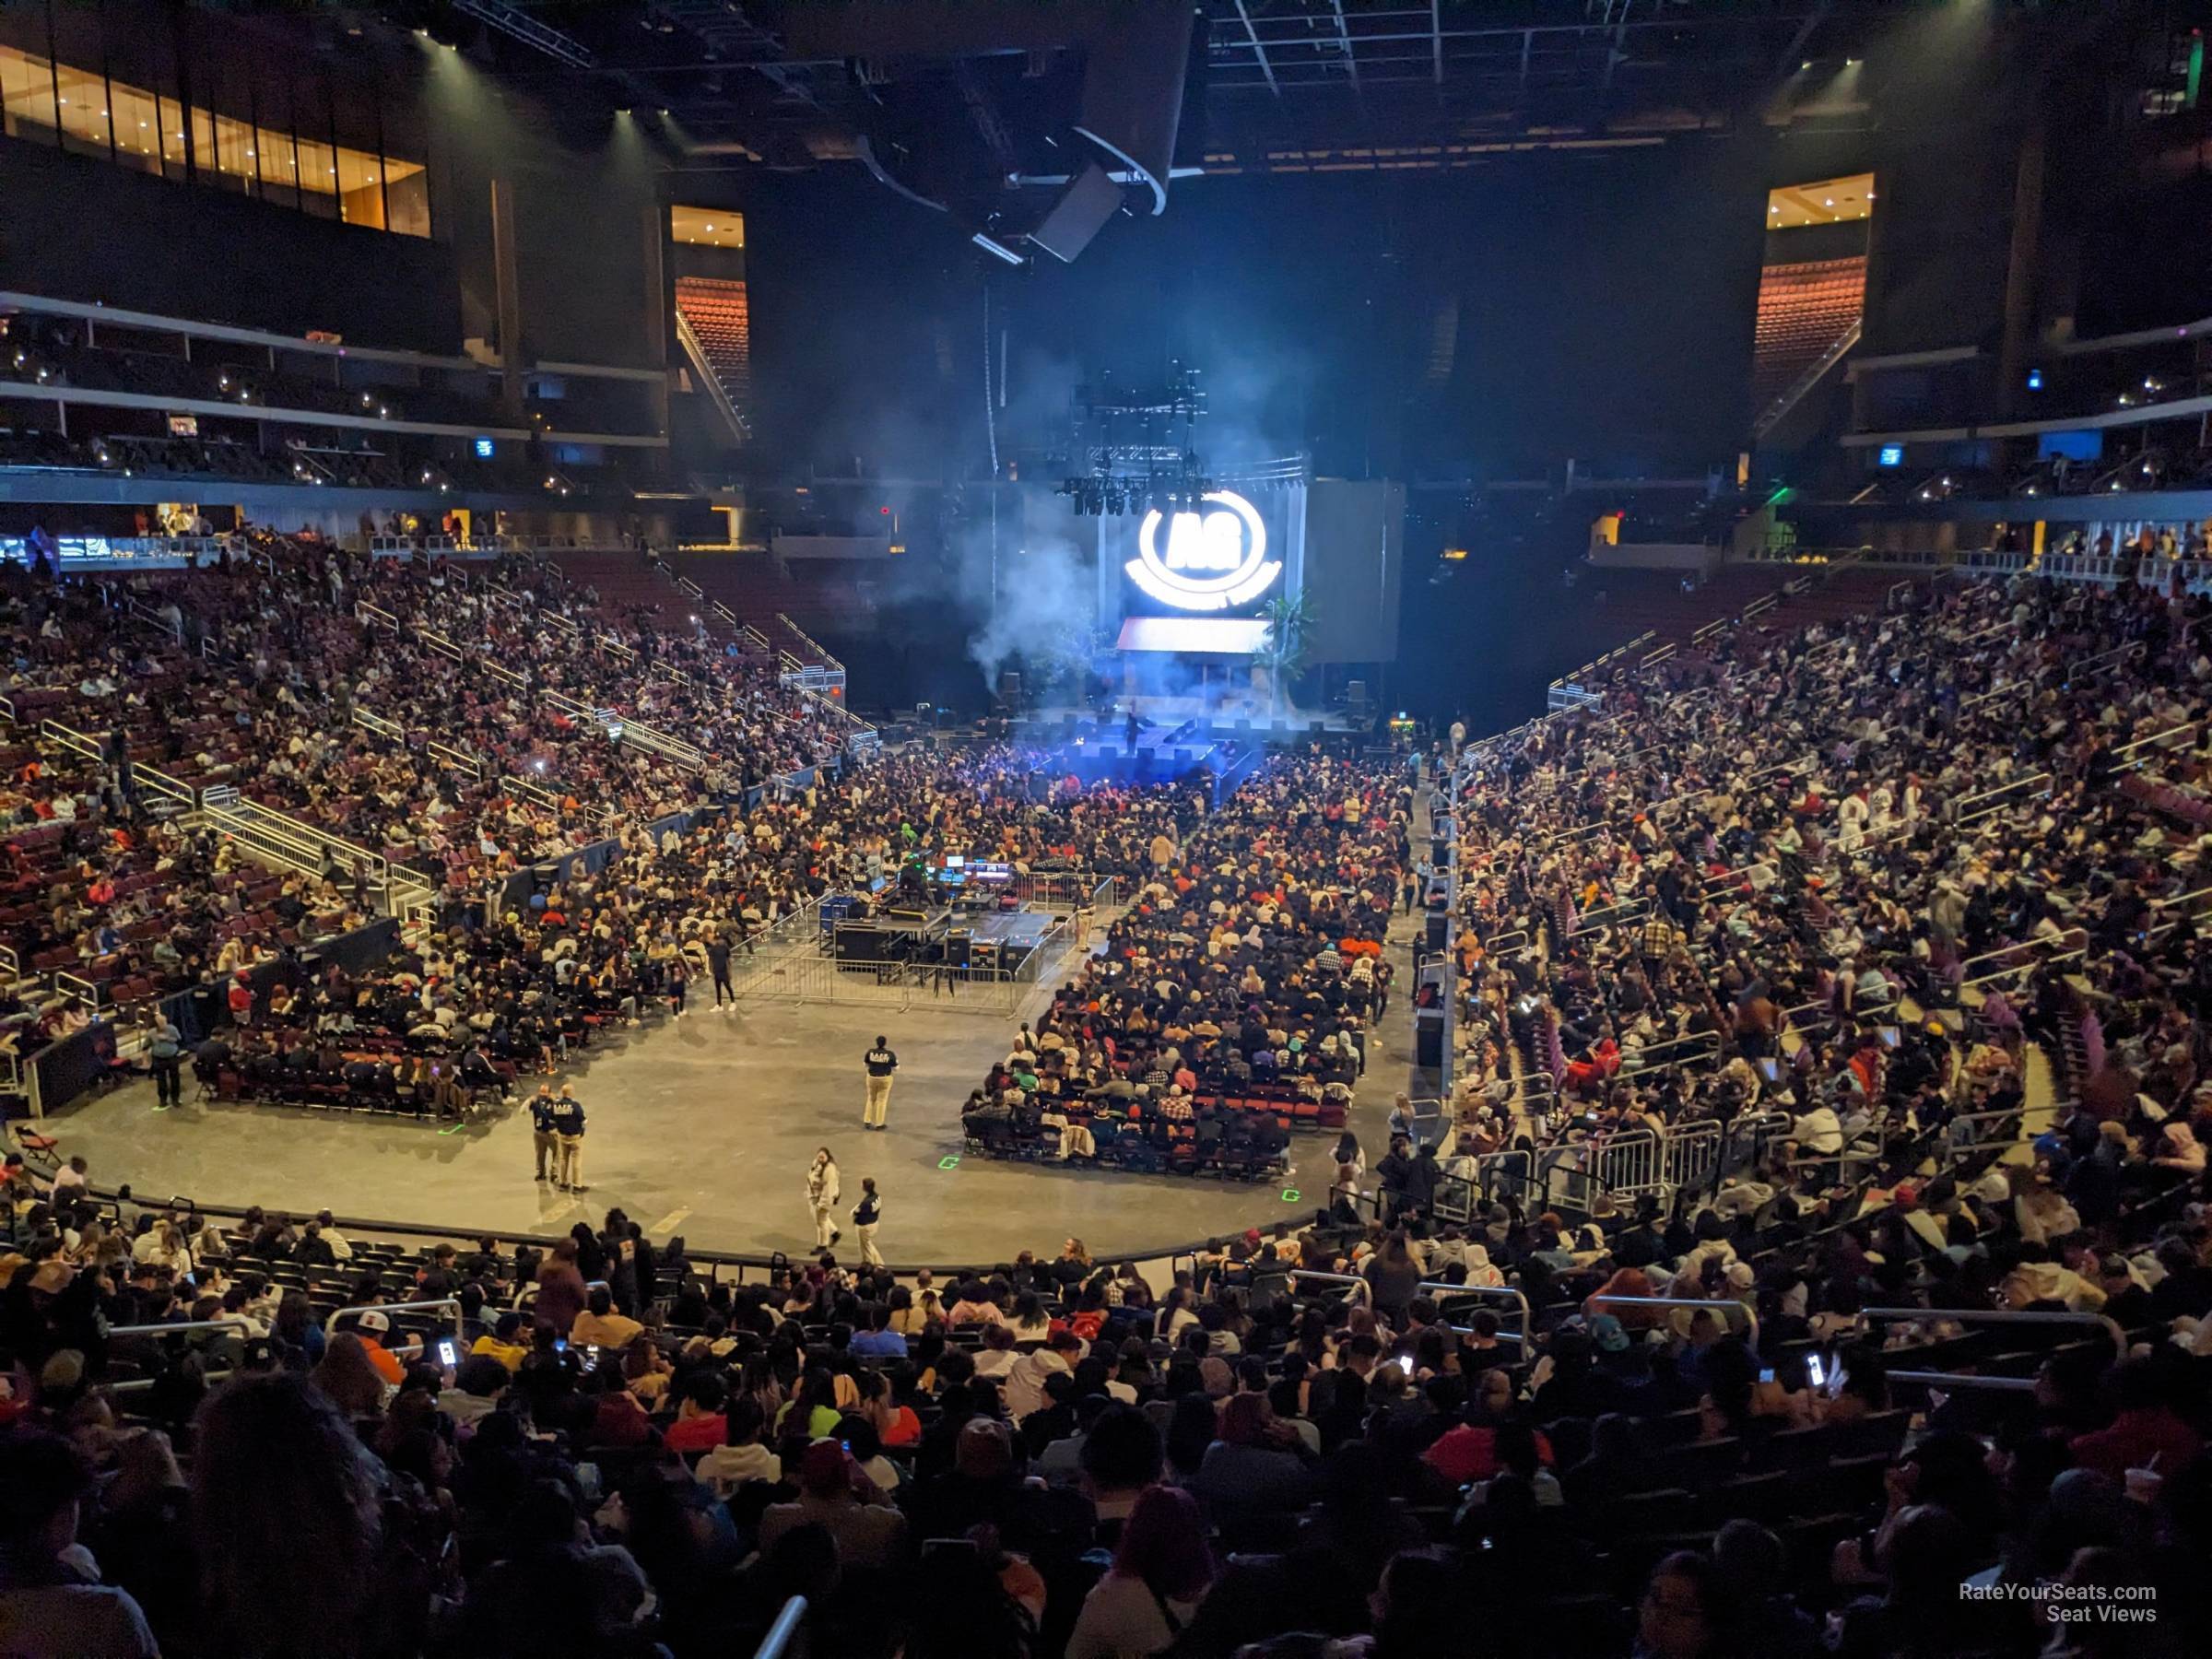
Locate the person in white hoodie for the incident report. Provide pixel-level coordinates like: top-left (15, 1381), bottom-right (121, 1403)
top-left (1792, 1103), bottom-right (1844, 1157)
top-left (696, 1396), bottom-right (782, 1499)
top-left (1004, 1330), bottom-right (1081, 1422)
top-left (1462, 1244), bottom-right (1505, 1288)
top-left (2001, 1245), bottom-right (2107, 1312)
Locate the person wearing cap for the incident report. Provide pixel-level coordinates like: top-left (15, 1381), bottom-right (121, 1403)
top-left (342, 1309), bottom-right (409, 1385)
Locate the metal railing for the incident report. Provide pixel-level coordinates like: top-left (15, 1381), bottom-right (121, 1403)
top-left (1580, 1292), bottom-right (1759, 1352)
top-left (1288, 1269), bottom-right (1371, 1307)
top-left (1617, 1030), bottom-right (1723, 1077)
top-left (109, 1316), bottom-right (255, 1341)
top-left (1954, 771), bottom-right (2052, 827)
top-left (1417, 1280), bottom-right (1533, 1346)
top-left (1860, 1305), bottom-right (2124, 1359)
top-left (724, 948), bottom-right (1034, 1016)
top-left (428, 741), bottom-right (483, 780)
top-left (331, 1297), bottom-right (465, 1338)
top-left (1957, 928), bottom-right (2087, 991)
top-left (754, 1596), bottom-right (807, 1659)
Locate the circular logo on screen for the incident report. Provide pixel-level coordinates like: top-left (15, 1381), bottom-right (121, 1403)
top-left (1126, 489), bottom-right (1282, 612)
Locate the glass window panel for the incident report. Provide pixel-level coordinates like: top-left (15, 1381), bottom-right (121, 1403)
top-left (250, 62), bottom-right (297, 207)
top-left (158, 94), bottom-right (187, 171)
top-left (212, 111), bottom-right (254, 193)
top-left (0, 43), bottom-right (59, 145)
top-left (254, 120), bottom-right (297, 207)
top-left (670, 206), bottom-right (745, 249)
top-left (336, 143), bottom-right (383, 229)
top-left (295, 135), bottom-right (338, 218)
top-left (383, 157), bottom-right (429, 238)
top-left (108, 75), bottom-right (164, 175)
top-left (53, 59), bottom-right (108, 157)
top-left (188, 102), bottom-right (241, 192)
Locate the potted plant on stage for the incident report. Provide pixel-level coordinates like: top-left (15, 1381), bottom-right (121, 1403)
top-left (1257, 589), bottom-right (1315, 713)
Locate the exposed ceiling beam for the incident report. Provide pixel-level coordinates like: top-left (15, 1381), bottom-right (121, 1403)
top-left (1775, 1), bottom-right (1830, 80)
top-left (1231, 0), bottom-right (1282, 100)
top-left (1330, 0), bottom-right (1361, 93)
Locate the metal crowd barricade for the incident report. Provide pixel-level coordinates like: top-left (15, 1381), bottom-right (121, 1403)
top-left (1722, 1110), bottom-right (1796, 1177)
top-left (1661, 1119), bottom-right (1725, 1194)
top-left (1584, 1128), bottom-right (1663, 1198)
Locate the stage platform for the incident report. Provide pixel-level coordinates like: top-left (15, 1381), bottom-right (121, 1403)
top-left (41, 916), bottom-right (1423, 1266)
top-left (1018, 699), bottom-right (1371, 746)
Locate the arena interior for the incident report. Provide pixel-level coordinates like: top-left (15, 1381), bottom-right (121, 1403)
top-left (5, 3), bottom-right (2212, 1656)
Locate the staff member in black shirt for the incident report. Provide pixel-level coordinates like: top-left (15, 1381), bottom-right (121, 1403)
top-left (862, 1036), bottom-right (899, 1129)
top-left (708, 934), bottom-right (735, 1009)
top-left (852, 1176), bottom-right (884, 1266)
top-left (548, 1085), bottom-right (588, 1193)
top-left (529, 1085), bottom-right (559, 1183)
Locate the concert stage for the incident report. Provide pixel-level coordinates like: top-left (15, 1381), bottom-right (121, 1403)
top-left (1014, 700), bottom-right (1371, 786)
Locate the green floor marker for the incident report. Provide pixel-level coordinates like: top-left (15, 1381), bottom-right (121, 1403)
top-left (938, 1155), bottom-right (960, 1170)
top-left (438, 1123), bottom-right (466, 1135)
top-left (1280, 1187), bottom-right (1300, 1203)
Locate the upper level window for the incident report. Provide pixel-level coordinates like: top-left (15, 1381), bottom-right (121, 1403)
top-left (1767, 173), bottom-right (1876, 229)
top-left (670, 206), bottom-right (744, 249)
top-left (0, 41), bottom-right (428, 238)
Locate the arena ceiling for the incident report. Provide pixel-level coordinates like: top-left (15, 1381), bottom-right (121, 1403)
top-left (376, 0), bottom-right (1900, 171)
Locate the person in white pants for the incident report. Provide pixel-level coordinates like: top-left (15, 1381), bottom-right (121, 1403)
top-left (852, 1176), bottom-right (883, 1266)
top-left (806, 1147), bottom-right (841, 1251)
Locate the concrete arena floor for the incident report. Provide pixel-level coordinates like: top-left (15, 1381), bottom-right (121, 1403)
top-left (47, 926), bottom-right (1423, 1265)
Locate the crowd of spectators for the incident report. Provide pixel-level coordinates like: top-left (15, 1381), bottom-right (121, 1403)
top-left (2, 1073), bottom-right (2207, 1659)
top-left (1421, 571), bottom-right (2212, 1231)
top-left (8, 532), bottom-right (2212, 1653)
top-left (964, 756), bottom-right (1408, 1177)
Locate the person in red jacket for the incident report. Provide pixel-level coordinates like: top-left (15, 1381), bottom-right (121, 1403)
top-left (2067, 1359), bottom-right (2203, 1481)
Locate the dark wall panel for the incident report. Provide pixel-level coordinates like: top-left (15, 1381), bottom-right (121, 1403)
top-left (1304, 479), bottom-right (1402, 665)
top-left (0, 135), bottom-right (460, 350)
